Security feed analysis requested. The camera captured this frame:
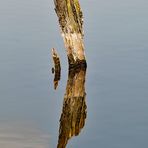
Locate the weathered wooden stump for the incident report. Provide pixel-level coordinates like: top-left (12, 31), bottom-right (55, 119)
top-left (54, 0), bottom-right (87, 67)
top-left (52, 1), bottom-right (87, 147)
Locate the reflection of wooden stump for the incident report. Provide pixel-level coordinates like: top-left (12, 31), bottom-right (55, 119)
top-left (57, 66), bottom-right (87, 148)
top-left (52, 48), bottom-right (61, 90)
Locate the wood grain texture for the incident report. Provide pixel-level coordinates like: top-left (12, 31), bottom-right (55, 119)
top-left (54, 0), bottom-right (86, 66)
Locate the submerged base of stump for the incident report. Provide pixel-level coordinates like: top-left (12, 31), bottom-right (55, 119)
top-left (51, 48), bottom-right (87, 90)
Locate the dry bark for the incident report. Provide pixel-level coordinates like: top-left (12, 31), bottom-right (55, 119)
top-left (54, 0), bottom-right (86, 67)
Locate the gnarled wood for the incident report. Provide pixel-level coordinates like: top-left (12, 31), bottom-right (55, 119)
top-left (54, 0), bottom-right (86, 66)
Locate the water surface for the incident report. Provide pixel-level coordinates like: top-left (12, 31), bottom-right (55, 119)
top-left (0, 0), bottom-right (148, 147)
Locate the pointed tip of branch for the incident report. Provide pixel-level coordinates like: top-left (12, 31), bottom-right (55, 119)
top-left (51, 48), bottom-right (56, 56)
top-left (52, 48), bottom-right (60, 58)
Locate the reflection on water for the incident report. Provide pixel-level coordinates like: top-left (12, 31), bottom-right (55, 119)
top-left (0, 121), bottom-right (50, 148)
top-left (56, 65), bottom-right (87, 148)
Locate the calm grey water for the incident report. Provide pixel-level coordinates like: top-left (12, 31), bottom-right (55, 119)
top-left (0, 0), bottom-right (148, 147)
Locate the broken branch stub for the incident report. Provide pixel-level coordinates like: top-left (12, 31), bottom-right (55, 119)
top-left (52, 48), bottom-right (61, 90)
top-left (54, 0), bottom-right (86, 67)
